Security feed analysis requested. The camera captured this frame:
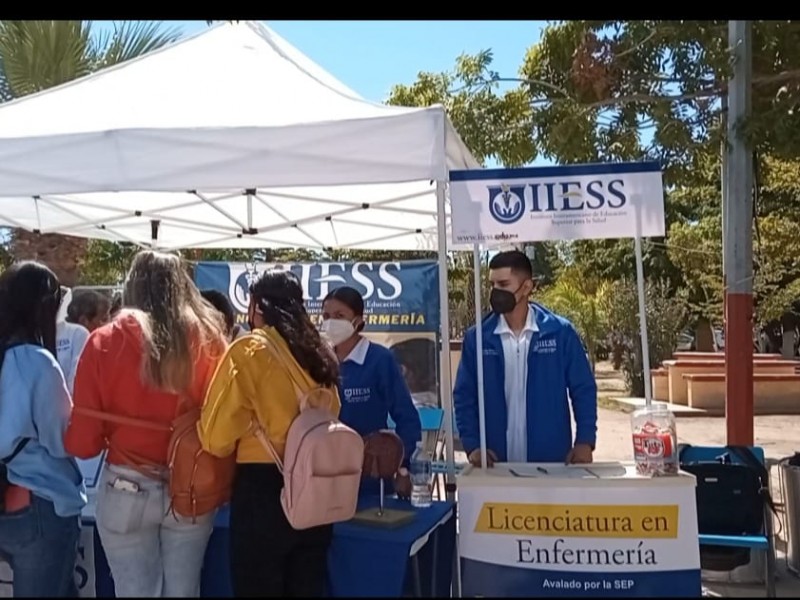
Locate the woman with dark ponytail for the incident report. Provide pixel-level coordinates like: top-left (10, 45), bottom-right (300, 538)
top-left (321, 286), bottom-right (421, 496)
top-left (199, 270), bottom-right (341, 598)
top-left (0, 262), bottom-right (86, 597)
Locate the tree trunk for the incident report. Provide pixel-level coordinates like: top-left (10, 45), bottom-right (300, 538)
top-left (694, 317), bottom-right (715, 352)
top-left (587, 340), bottom-right (597, 373)
top-left (611, 340), bottom-right (624, 370)
top-left (781, 313), bottom-right (799, 359)
top-left (627, 342), bottom-right (645, 398)
top-left (10, 230), bottom-right (88, 287)
top-left (782, 331), bottom-right (796, 359)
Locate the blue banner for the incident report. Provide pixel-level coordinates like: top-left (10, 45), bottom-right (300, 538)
top-left (193, 260), bottom-right (440, 333)
top-left (461, 559), bottom-right (701, 597)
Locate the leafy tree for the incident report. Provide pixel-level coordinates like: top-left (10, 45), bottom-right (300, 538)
top-left (447, 251), bottom-right (492, 339)
top-left (667, 217), bottom-right (724, 325)
top-left (753, 214), bottom-right (800, 323)
top-left (535, 265), bottom-right (611, 371)
top-left (757, 155), bottom-right (800, 219)
top-left (604, 278), bottom-right (687, 397)
top-left (521, 21), bottom-right (800, 168)
top-left (78, 241), bottom-right (139, 285)
top-left (0, 20), bottom-right (182, 286)
top-left (387, 50), bottom-right (535, 168)
top-left (519, 21), bottom-right (800, 289)
top-left (393, 22), bottom-right (798, 289)
top-left (667, 211), bottom-right (800, 328)
top-left (386, 55), bottom-right (565, 290)
top-left (327, 249), bottom-right (435, 263)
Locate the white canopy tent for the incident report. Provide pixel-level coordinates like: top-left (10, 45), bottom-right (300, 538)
top-left (0, 20), bottom-right (479, 490)
top-left (0, 20), bottom-right (477, 250)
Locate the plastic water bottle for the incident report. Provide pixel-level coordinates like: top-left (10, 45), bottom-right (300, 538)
top-left (409, 441), bottom-right (433, 508)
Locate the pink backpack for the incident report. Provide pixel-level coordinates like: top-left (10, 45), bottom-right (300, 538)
top-left (252, 334), bottom-right (364, 531)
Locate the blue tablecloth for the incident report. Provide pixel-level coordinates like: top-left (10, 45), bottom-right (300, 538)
top-left (328, 497), bottom-right (456, 597)
top-left (80, 497), bottom-right (455, 598)
top-left (202, 497), bottom-right (456, 597)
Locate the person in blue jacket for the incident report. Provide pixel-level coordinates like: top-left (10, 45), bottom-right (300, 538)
top-left (321, 286), bottom-right (422, 495)
top-left (454, 250), bottom-right (598, 467)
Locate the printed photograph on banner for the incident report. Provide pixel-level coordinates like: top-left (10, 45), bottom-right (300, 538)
top-left (364, 332), bottom-right (439, 409)
top-left (194, 260), bottom-right (443, 408)
top-left (449, 162), bottom-right (666, 246)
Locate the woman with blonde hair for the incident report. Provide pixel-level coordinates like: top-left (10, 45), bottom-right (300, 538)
top-left (199, 270), bottom-right (341, 598)
top-left (65, 250), bottom-right (227, 597)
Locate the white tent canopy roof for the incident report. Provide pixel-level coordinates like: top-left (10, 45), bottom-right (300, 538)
top-left (0, 20), bottom-right (477, 250)
top-left (0, 182), bottom-right (453, 251)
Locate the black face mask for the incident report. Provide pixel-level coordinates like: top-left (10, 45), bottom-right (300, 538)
top-left (490, 285), bottom-right (523, 315)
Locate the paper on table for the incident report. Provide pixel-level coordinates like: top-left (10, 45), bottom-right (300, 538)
top-left (507, 465), bottom-right (590, 478)
top-left (507, 464), bottom-right (627, 479)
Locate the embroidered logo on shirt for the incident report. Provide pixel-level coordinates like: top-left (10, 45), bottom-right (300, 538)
top-left (532, 339), bottom-right (557, 354)
top-left (343, 387), bottom-right (371, 403)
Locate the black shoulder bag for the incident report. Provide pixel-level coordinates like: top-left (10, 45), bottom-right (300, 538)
top-left (678, 443), bottom-right (775, 571)
top-left (0, 342), bottom-right (31, 514)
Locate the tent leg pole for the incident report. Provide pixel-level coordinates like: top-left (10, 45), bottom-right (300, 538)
top-left (436, 179), bottom-right (462, 599)
top-left (435, 181), bottom-right (455, 497)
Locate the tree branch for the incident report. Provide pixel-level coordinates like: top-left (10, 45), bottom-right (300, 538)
top-left (614, 29), bottom-right (660, 59)
top-left (463, 68), bottom-right (800, 112)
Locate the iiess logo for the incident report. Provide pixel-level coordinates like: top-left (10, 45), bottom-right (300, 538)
top-left (488, 184), bottom-right (526, 225)
top-left (231, 263), bottom-right (262, 314)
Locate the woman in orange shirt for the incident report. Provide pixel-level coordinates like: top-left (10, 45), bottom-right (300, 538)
top-left (65, 250), bottom-right (227, 598)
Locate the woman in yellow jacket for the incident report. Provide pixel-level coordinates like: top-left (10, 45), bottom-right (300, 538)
top-left (197, 270), bottom-right (341, 598)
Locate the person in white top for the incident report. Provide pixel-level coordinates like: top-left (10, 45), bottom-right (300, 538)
top-left (453, 250), bottom-right (598, 468)
top-left (56, 288), bottom-right (111, 393)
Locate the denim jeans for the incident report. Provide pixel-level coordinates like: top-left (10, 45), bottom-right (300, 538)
top-left (0, 494), bottom-right (81, 597)
top-left (96, 464), bottom-right (214, 598)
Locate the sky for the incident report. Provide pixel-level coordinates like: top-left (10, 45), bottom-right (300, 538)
top-left (94, 20), bottom-right (552, 167)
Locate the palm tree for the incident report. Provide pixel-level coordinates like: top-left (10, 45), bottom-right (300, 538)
top-left (0, 21), bottom-right (181, 285)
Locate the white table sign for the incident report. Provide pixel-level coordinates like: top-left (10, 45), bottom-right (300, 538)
top-left (457, 462), bottom-right (701, 597)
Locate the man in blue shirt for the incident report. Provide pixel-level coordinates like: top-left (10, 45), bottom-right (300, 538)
top-left (453, 250), bottom-right (598, 467)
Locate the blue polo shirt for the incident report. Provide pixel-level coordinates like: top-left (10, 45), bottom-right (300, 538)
top-left (338, 338), bottom-right (421, 468)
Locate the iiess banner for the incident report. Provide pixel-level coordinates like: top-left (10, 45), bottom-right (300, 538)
top-left (194, 260), bottom-right (442, 408)
top-left (194, 260), bottom-right (439, 333)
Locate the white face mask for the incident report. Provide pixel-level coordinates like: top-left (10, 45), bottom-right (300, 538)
top-left (320, 318), bottom-right (356, 347)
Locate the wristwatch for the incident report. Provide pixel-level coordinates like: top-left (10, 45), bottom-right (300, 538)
top-left (397, 467), bottom-right (409, 477)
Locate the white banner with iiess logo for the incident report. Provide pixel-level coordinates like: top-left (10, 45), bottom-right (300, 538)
top-left (449, 162), bottom-right (665, 246)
